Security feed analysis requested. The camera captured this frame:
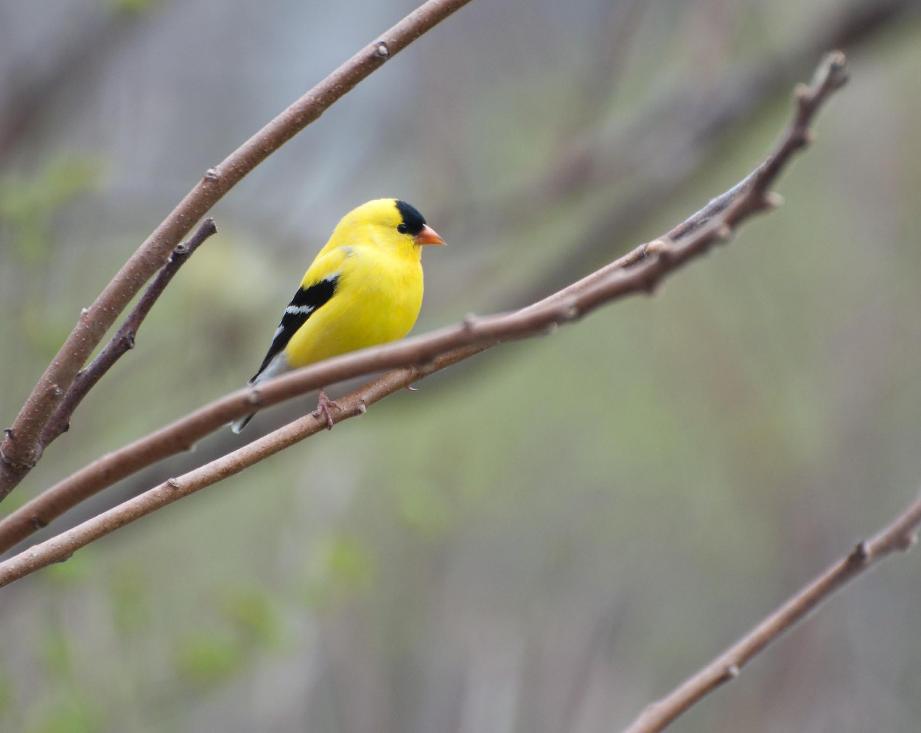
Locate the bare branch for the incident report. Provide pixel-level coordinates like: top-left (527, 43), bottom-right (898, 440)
top-left (0, 53), bottom-right (847, 584)
top-left (37, 219), bottom-right (218, 448)
top-left (623, 491), bottom-right (921, 733)
top-left (0, 0), bottom-right (475, 502)
top-left (497, 0), bottom-right (917, 310)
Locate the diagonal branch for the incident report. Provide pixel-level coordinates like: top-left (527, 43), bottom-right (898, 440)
top-left (495, 0), bottom-right (918, 310)
top-left (623, 490), bottom-right (921, 733)
top-left (0, 178), bottom-right (767, 555)
top-left (37, 219), bottom-right (217, 448)
top-left (0, 0), bottom-right (475, 502)
top-left (0, 53), bottom-right (847, 585)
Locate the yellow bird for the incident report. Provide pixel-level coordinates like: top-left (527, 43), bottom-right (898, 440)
top-left (231, 198), bottom-right (445, 433)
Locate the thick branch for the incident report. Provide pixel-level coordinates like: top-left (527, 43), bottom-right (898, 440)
top-left (38, 219), bottom-right (217, 448)
top-left (623, 491), bottom-right (921, 733)
top-left (0, 0), bottom-right (474, 501)
top-left (0, 53), bottom-right (847, 583)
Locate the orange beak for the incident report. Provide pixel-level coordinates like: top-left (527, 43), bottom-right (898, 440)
top-left (414, 224), bottom-right (446, 246)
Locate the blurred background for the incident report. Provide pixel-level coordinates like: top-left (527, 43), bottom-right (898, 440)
top-left (1, 0), bottom-right (920, 731)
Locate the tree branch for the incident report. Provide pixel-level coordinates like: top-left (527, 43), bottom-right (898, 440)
top-left (0, 0), bottom-right (475, 502)
top-left (623, 491), bottom-right (921, 733)
top-left (0, 53), bottom-right (847, 584)
top-left (494, 0), bottom-right (919, 310)
top-left (37, 219), bottom-right (217, 449)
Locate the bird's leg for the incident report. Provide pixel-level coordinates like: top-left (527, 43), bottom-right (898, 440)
top-left (313, 390), bottom-right (339, 430)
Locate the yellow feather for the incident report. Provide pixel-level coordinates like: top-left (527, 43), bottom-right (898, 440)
top-left (231, 199), bottom-right (441, 433)
top-left (284, 199), bottom-right (429, 367)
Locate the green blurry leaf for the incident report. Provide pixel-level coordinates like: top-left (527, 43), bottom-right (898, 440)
top-left (304, 533), bottom-right (375, 607)
top-left (319, 534), bottom-right (374, 589)
top-left (44, 551), bottom-right (93, 586)
top-left (19, 305), bottom-right (75, 360)
top-left (0, 155), bottom-right (103, 266)
top-left (107, 0), bottom-right (161, 14)
top-left (174, 632), bottom-right (245, 688)
top-left (220, 588), bottom-right (281, 649)
top-left (395, 479), bottom-right (453, 537)
top-left (27, 692), bottom-right (99, 733)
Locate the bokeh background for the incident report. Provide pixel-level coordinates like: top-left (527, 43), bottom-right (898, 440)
top-left (2, 0), bottom-right (920, 731)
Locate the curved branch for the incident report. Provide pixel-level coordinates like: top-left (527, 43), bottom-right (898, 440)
top-left (0, 0), bottom-right (475, 501)
top-left (38, 219), bottom-right (218, 448)
top-left (623, 491), bottom-right (921, 733)
top-left (0, 53), bottom-right (847, 585)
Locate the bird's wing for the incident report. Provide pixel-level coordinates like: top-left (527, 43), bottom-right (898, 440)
top-left (249, 247), bottom-right (352, 382)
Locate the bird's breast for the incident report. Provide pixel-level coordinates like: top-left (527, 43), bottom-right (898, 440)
top-left (284, 248), bottom-right (424, 367)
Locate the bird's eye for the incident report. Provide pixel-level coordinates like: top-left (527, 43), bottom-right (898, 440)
top-left (397, 223), bottom-right (408, 234)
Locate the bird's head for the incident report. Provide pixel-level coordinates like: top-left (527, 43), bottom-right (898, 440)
top-left (335, 198), bottom-right (445, 256)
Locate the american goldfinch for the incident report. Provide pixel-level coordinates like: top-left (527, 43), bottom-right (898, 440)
top-left (231, 198), bottom-right (444, 433)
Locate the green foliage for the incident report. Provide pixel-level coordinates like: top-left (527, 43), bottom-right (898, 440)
top-left (107, 0), bottom-right (161, 15)
top-left (27, 692), bottom-right (100, 733)
top-left (305, 533), bottom-right (375, 607)
top-left (19, 304), bottom-right (76, 361)
top-left (219, 587), bottom-right (282, 649)
top-left (173, 632), bottom-right (246, 688)
top-left (0, 155), bottom-right (103, 266)
top-left (394, 477), bottom-right (454, 537)
top-left (44, 551), bottom-right (94, 586)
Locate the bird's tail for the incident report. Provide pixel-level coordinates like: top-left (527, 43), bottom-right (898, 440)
top-left (230, 354), bottom-right (291, 434)
top-left (230, 413), bottom-right (254, 434)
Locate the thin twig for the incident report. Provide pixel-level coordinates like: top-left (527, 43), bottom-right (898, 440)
top-left (0, 53), bottom-right (847, 583)
top-left (38, 219), bottom-right (217, 448)
top-left (623, 491), bottom-right (921, 733)
top-left (497, 0), bottom-right (918, 310)
top-left (0, 0), bottom-right (475, 502)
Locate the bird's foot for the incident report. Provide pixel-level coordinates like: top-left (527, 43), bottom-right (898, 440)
top-left (313, 390), bottom-right (339, 430)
